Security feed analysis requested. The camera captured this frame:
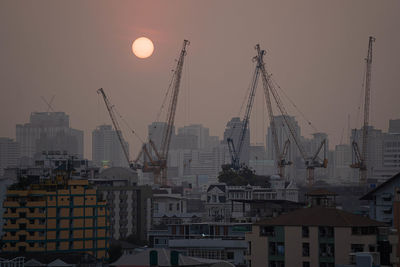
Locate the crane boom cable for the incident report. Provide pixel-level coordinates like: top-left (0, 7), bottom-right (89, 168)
top-left (270, 77), bottom-right (318, 133)
top-left (97, 88), bottom-right (131, 167)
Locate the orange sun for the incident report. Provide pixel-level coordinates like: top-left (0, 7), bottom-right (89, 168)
top-left (132, 37), bottom-right (154, 59)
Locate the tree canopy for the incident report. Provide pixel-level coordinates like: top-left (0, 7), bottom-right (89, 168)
top-left (218, 165), bottom-right (270, 187)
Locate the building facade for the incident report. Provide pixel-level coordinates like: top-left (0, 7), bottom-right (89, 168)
top-left (148, 222), bottom-right (251, 266)
top-left (246, 206), bottom-right (398, 267)
top-left (0, 138), bottom-right (20, 176)
top-left (92, 124), bottom-right (129, 168)
top-left (16, 112), bottom-right (83, 159)
top-left (1, 179), bottom-right (109, 259)
top-left (94, 172), bottom-right (152, 242)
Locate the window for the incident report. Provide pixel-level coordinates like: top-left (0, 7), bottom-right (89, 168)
top-left (320, 243), bottom-right (334, 257)
top-left (19, 235), bottom-right (26, 242)
top-left (351, 244), bottom-right (364, 253)
top-left (319, 226), bottom-right (334, 238)
top-left (302, 243), bottom-right (310, 257)
top-left (10, 219), bottom-right (16, 224)
top-left (19, 223), bottom-right (26, 230)
top-left (29, 242), bottom-right (34, 248)
top-left (29, 219), bottom-right (35, 224)
top-left (19, 212), bottom-right (26, 218)
top-left (10, 231), bottom-right (16, 236)
top-left (177, 203), bottom-right (180, 211)
top-left (11, 208), bottom-right (16, 213)
top-left (248, 241), bottom-right (252, 255)
top-left (29, 232), bottom-right (34, 236)
top-left (369, 244), bottom-right (376, 252)
top-left (302, 262), bottom-right (310, 267)
top-left (29, 208), bottom-right (35, 213)
top-left (269, 242), bottom-right (284, 256)
top-left (260, 226), bottom-right (275, 237)
top-left (302, 226), bottom-right (309, 238)
top-left (227, 252), bottom-right (234, 260)
top-left (169, 204), bottom-right (173, 211)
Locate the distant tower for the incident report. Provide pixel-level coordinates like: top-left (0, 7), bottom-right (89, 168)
top-left (16, 112), bottom-right (83, 159)
top-left (92, 125), bottom-right (129, 167)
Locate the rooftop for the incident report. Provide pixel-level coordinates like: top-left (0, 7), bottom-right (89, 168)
top-left (256, 206), bottom-right (387, 227)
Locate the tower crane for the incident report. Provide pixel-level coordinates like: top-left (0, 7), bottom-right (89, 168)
top-left (256, 44), bottom-right (328, 185)
top-left (255, 44), bottom-right (292, 179)
top-left (97, 88), bottom-right (132, 168)
top-left (138, 40), bottom-right (190, 186)
top-left (227, 48), bottom-right (261, 170)
top-left (351, 36), bottom-right (375, 184)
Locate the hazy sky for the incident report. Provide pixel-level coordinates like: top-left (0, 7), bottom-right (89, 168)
top-left (1, 0), bottom-right (399, 159)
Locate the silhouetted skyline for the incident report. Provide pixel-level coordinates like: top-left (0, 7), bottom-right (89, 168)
top-left (1, 0), bottom-right (399, 159)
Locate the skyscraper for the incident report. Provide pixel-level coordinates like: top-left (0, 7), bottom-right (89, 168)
top-left (0, 138), bottom-right (20, 176)
top-left (16, 112), bottom-right (83, 159)
top-left (92, 125), bottom-right (129, 167)
top-left (148, 122), bottom-right (175, 153)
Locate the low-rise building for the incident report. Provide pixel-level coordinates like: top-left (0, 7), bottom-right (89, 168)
top-left (246, 206), bottom-right (398, 267)
top-left (148, 222), bottom-right (250, 266)
top-left (205, 181), bottom-right (299, 222)
top-left (151, 187), bottom-right (202, 227)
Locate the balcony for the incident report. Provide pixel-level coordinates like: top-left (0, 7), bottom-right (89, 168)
top-left (3, 201), bottom-right (20, 208)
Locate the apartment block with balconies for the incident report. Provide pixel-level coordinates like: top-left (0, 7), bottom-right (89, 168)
top-left (1, 179), bottom-right (109, 260)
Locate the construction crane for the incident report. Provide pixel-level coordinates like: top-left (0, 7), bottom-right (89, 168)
top-left (97, 88), bottom-right (132, 168)
top-left (256, 44), bottom-right (327, 185)
top-left (351, 36), bottom-right (375, 184)
top-left (227, 47), bottom-right (261, 170)
top-left (255, 44), bottom-right (292, 179)
top-left (139, 40), bottom-right (190, 185)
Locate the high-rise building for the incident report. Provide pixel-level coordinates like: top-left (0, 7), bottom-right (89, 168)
top-left (351, 126), bottom-right (384, 181)
top-left (177, 124), bottom-right (210, 150)
top-left (223, 117), bottom-right (250, 166)
top-left (148, 122), bottom-right (175, 153)
top-left (266, 115), bottom-right (301, 178)
top-left (16, 112), bottom-right (83, 159)
top-left (0, 138), bottom-right (20, 176)
top-left (93, 167), bottom-right (152, 242)
top-left (92, 125), bottom-right (129, 167)
top-left (333, 144), bottom-right (352, 181)
top-left (1, 179), bottom-right (109, 259)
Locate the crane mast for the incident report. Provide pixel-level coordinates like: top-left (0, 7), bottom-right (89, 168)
top-left (256, 44), bottom-right (327, 185)
top-left (351, 36), bottom-right (375, 184)
top-left (139, 40), bottom-right (189, 186)
top-left (97, 88), bottom-right (131, 168)
top-left (227, 49), bottom-right (261, 170)
top-left (256, 44), bottom-right (292, 179)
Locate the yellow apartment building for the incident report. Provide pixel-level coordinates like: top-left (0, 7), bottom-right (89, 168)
top-left (1, 178), bottom-right (109, 260)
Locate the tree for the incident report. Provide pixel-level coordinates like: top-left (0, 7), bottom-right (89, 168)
top-left (218, 165), bottom-right (270, 187)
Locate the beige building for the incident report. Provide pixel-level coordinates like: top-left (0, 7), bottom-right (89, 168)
top-left (246, 206), bottom-right (398, 267)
